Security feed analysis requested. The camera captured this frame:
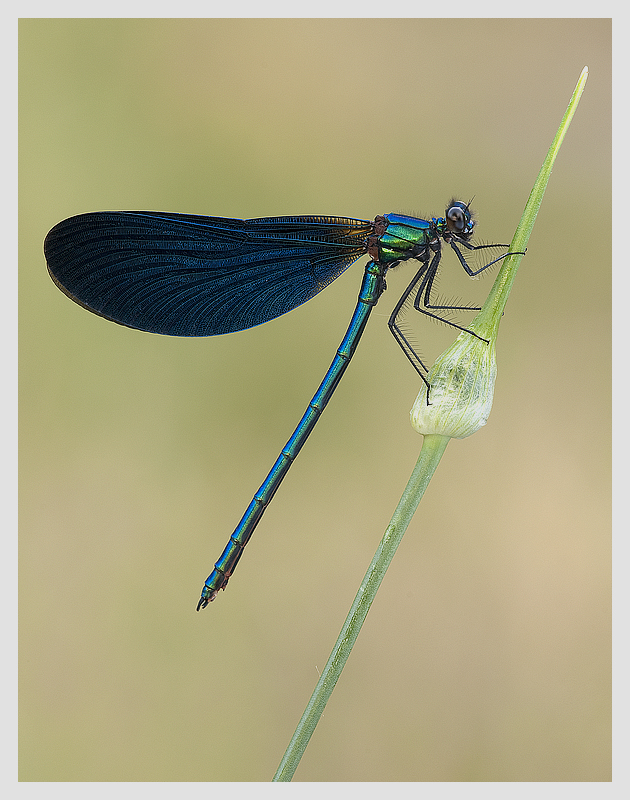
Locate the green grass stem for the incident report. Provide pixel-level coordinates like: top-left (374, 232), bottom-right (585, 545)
top-left (272, 66), bottom-right (588, 782)
top-left (273, 433), bottom-right (450, 781)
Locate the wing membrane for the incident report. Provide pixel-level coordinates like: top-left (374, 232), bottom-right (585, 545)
top-left (44, 211), bottom-right (371, 336)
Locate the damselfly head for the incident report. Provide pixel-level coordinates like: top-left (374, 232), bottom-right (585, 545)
top-left (445, 199), bottom-right (475, 239)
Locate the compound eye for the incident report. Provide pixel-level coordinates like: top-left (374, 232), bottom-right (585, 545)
top-left (446, 202), bottom-right (472, 234)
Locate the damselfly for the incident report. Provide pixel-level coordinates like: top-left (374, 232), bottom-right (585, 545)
top-left (44, 201), bottom-right (521, 607)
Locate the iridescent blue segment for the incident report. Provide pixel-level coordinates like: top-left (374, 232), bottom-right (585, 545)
top-left (197, 260), bottom-right (387, 608)
top-left (44, 212), bottom-right (372, 336)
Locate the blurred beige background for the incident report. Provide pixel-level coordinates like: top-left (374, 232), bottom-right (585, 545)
top-left (19, 19), bottom-right (610, 782)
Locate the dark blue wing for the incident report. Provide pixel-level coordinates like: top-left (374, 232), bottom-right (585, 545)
top-left (44, 211), bottom-right (372, 336)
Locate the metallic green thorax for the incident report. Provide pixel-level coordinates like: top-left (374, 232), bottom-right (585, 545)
top-left (368, 213), bottom-right (451, 265)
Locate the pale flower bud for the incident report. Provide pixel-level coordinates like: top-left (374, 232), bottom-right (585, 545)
top-left (410, 331), bottom-right (497, 439)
